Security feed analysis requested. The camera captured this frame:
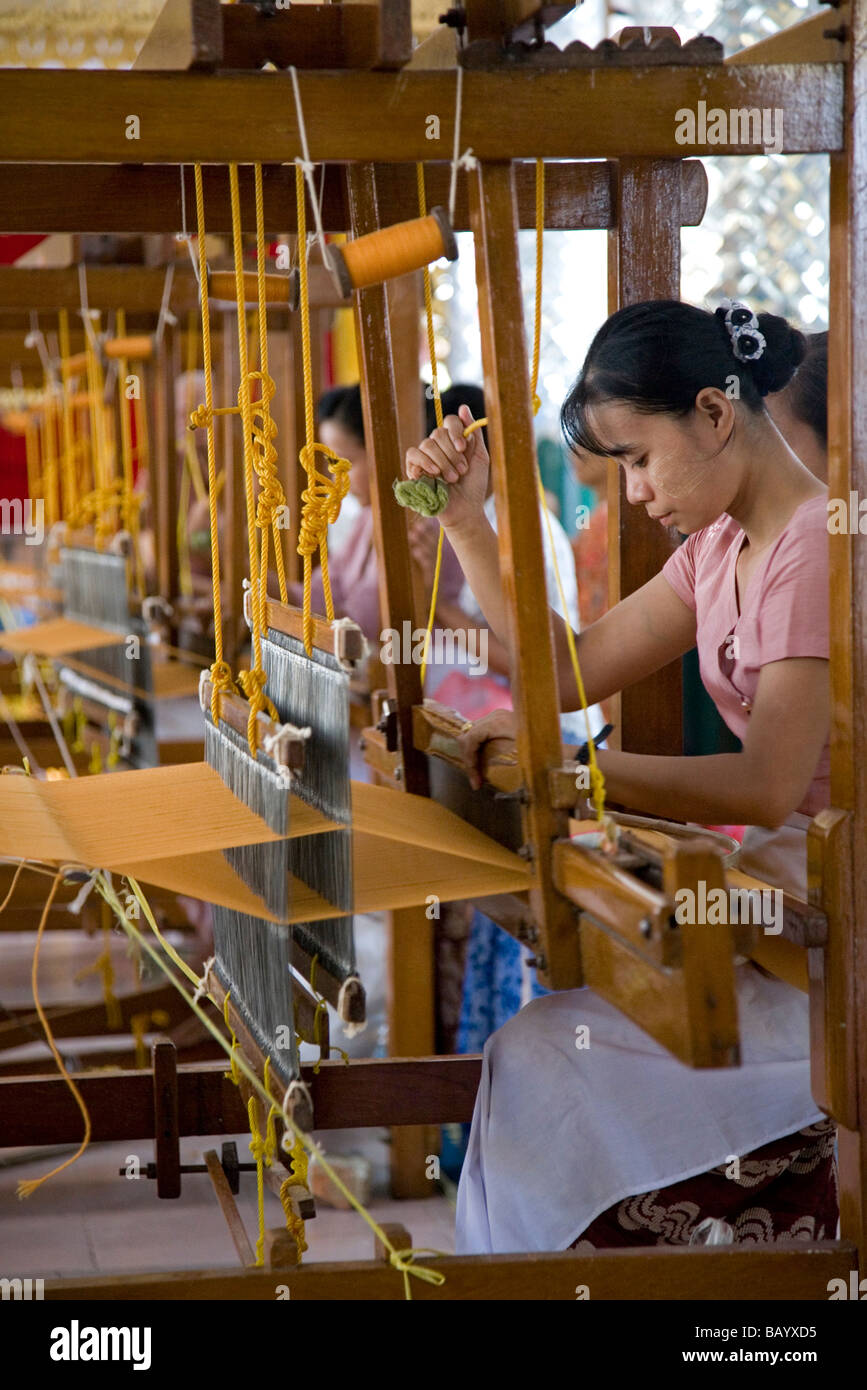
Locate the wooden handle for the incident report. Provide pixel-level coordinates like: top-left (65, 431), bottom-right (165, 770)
top-left (209, 270), bottom-right (296, 306)
top-left (103, 334), bottom-right (153, 361)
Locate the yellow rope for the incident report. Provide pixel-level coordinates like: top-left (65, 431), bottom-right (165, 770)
top-left (222, 989), bottom-right (242, 1086)
top-left (295, 159), bottom-right (351, 656)
top-left (277, 1134), bottom-right (310, 1262)
top-left (261, 1058), bottom-right (308, 1262)
top-left (253, 163), bottom-right (289, 610)
top-left (114, 308), bottom-right (145, 594)
top-left (190, 163), bottom-right (240, 727)
top-left (40, 395), bottom-right (59, 532)
top-left (94, 871), bottom-right (446, 1298)
top-left (23, 415), bottom-right (40, 508)
top-left (58, 309), bottom-right (77, 520)
top-left (247, 1094), bottom-right (267, 1267)
top-left (17, 871), bottom-right (93, 1199)
top-left (308, 953), bottom-right (349, 1073)
top-left (416, 163), bottom-right (446, 688)
top-left (73, 909), bottom-right (121, 1028)
top-left (419, 158), bottom-right (608, 824)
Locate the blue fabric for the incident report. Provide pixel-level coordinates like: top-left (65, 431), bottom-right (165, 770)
top-left (457, 910), bottom-right (549, 1054)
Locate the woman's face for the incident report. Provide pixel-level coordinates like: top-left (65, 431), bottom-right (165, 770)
top-left (583, 394), bottom-right (738, 535)
top-left (319, 419), bottom-right (370, 505)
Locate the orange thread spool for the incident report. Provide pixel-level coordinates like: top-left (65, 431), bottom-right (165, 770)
top-left (331, 206), bottom-right (457, 296)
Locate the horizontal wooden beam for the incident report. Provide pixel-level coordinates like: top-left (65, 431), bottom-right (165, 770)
top-left (0, 160), bottom-right (709, 235)
top-left (0, 1055), bottom-right (483, 1147)
top-left (43, 1242), bottom-right (857, 1300)
top-left (0, 67), bottom-right (842, 164)
top-left (0, 267), bottom-right (199, 314)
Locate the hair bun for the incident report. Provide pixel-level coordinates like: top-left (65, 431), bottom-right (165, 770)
top-left (747, 312), bottom-right (807, 396)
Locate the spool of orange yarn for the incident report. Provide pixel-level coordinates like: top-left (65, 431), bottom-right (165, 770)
top-left (330, 206), bottom-right (458, 297)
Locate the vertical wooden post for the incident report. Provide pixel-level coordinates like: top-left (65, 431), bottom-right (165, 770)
top-left (152, 1037), bottom-right (181, 1199)
top-left (346, 163), bottom-right (434, 1195)
top-left (150, 320), bottom-right (180, 603)
top-left (220, 308), bottom-right (246, 664)
top-left (824, 0), bottom-right (867, 1258)
top-left (607, 159), bottom-right (684, 757)
top-left (468, 160), bottom-right (577, 988)
top-left (388, 905), bottom-right (437, 1198)
top-left (345, 161), bottom-right (429, 798)
top-left (387, 268), bottom-right (428, 626)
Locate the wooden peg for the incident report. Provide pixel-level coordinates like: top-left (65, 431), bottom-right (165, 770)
top-left (152, 1036), bottom-right (181, 1199)
top-left (374, 1221), bottom-right (413, 1262)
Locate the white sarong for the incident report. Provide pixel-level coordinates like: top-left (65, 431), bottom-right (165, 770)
top-left (455, 813), bottom-right (824, 1254)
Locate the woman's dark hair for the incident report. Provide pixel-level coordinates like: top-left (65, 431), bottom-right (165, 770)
top-left (425, 382), bottom-right (488, 450)
top-left (317, 384), bottom-right (365, 446)
top-left (561, 300), bottom-right (807, 457)
top-left (783, 330), bottom-right (828, 446)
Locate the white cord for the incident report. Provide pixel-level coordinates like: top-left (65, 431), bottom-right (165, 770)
top-left (77, 263), bottom-right (100, 349)
top-left (289, 66), bottom-right (334, 276)
top-left (192, 954), bottom-right (216, 1006)
top-left (176, 165), bottom-right (201, 288)
top-left (448, 65), bottom-right (477, 225)
top-left (154, 262), bottom-right (177, 347)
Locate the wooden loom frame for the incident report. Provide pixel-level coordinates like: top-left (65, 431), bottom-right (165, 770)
top-left (0, 0), bottom-right (863, 1299)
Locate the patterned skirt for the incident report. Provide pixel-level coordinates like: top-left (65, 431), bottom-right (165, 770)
top-left (570, 1119), bottom-right (838, 1250)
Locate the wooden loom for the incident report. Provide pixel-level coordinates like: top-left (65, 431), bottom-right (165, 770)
top-left (0, 0), bottom-right (863, 1299)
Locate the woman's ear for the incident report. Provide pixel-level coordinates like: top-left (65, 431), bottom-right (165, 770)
top-left (694, 386), bottom-right (732, 430)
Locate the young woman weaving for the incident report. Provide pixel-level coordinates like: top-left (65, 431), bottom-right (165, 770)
top-left (403, 299), bottom-right (836, 1253)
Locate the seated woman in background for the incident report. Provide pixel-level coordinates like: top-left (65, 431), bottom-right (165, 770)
top-left (767, 330), bottom-right (828, 483)
top-left (288, 384), bottom-right (465, 646)
top-left (404, 298), bottom-right (835, 1254)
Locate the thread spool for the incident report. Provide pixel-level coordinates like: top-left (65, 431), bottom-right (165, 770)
top-left (61, 352), bottom-right (89, 375)
top-left (0, 410), bottom-right (31, 436)
top-left (329, 206), bottom-right (458, 297)
top-left (103, 335), bottom-right (154, 361)
top-left (209, 269), bottom-right (301, 312)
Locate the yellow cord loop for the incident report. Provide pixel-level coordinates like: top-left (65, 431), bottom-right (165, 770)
top-left (295, 159), bottom-right (352, 655)
top-left (190, 163), bottom-right (241, 728)
top-left (91, 871), bottom-right (444, 1299)
top-left (247, 1095), bottom-right (267, 1267)
top-left (222, 990), bottom-right (242, 1087)
top-left (252, 162), bottom-right (289, 608)
top-left (308, 953), bottom-right (350, 1072)
top-left (18, 871), bottom-right (93, 1199)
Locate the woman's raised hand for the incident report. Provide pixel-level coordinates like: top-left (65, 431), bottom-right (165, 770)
top-left (404, 403), bottom-right (490, 531)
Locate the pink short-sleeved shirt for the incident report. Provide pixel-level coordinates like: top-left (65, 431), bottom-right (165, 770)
top-left (662, 494), bottom-right (830, 818)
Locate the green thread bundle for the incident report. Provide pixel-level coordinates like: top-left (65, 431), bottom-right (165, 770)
top-left (392, 476), bottom-right (449, 517)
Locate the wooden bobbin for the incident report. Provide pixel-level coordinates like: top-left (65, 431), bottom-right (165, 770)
top-left (208, 268), bottom-right (301, 311)
top-left (0, 410), bottom-right (31, 435)
top-left (103, 334), bottom-right (154, 361)
top-left (329, 206), bottom-right (458, 297)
